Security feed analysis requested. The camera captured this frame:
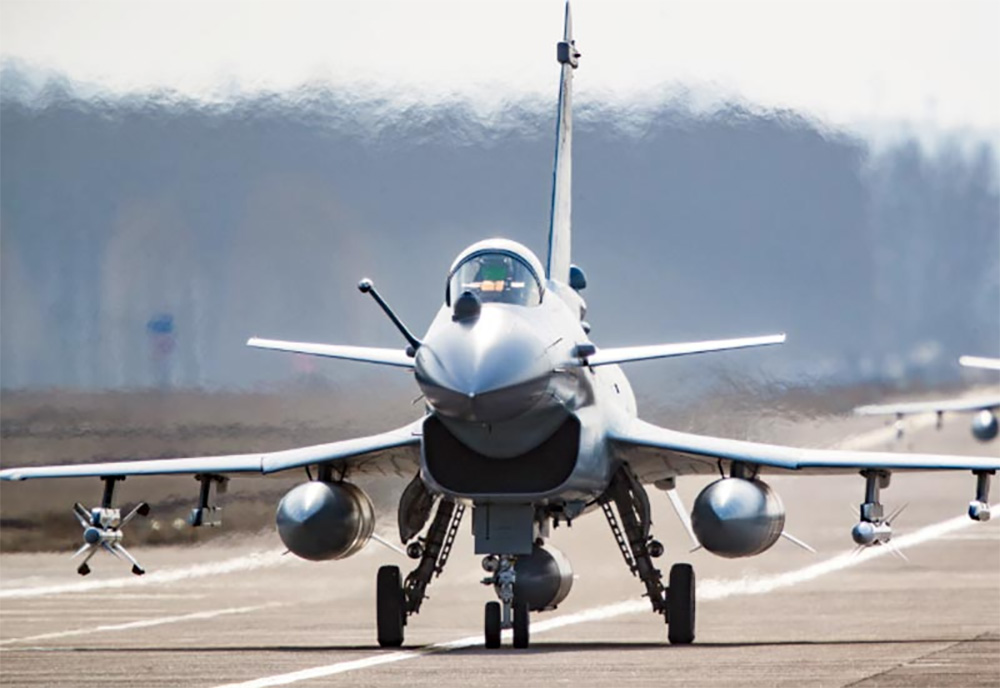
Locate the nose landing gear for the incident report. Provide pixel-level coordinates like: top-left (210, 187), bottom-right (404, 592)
top-left (480, 555), bottom-right (531, 649)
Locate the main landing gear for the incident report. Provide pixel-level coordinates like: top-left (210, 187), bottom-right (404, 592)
top-left (376, 497), bottom-right (465, 647)
top-left (377, 465), bottom-right (695, 649)
top-left (602, 465), bottom-right (695, 644)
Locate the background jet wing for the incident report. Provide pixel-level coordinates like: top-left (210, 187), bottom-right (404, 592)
top-left (854, 395), bottom-right (1000, 416)
top-left (0, 421), bottom-right (422, 481)
top-left (960, 356), bottom-right (1000, 371)
top-left (247, 337), bottom-right (415, 369)
top-left (578, 334), bottom-right (785, 367)
top-left (609, 418), bottom-right (1000, 482)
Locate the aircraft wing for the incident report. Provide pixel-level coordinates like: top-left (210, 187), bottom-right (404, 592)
top-left (960, 356), bottom-right (1000, 371)
top-left (0, 421), bottom-right (422, 481)
top-left (247, 337), bottom-right (415, 369)
top-left (609, 418), bottom-right (1000, 482)
top-left (577, 334), bottom-right (785, 367)
top-left (854, 395), bottom-right (1000, 417)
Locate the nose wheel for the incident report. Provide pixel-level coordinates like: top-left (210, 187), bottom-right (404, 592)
top-left (512, 600), bottom-right (530, 649)
top-left (483, 599), bottom-right (530, 649)
top-left (484, 601), bottom-right (501, 648)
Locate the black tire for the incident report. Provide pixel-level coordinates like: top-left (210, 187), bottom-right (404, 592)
top-left (512, 600), bottom-right (530, 649)
top-left (484, 601), bottom-right (502, 649)
top-left (377, 565), bottom-right (405, 648)
top-left (667, 563), bottom-right (695, 645)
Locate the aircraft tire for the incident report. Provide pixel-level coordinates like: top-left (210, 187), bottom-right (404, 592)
top-left (484, 601), bottom-right (502, 649)
top-left (512, 600), bottom-right (530, 649)
top-left (377, 565), bottom-right (405, 648)
top-left (667, 563), bottom-right (695, 645)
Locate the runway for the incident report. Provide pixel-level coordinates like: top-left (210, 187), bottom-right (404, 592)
top-left (2, 414), bottom-right (999, 686)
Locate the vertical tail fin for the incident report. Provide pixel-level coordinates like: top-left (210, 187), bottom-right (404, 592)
top-left (546, 1), bottom-right (579, 283)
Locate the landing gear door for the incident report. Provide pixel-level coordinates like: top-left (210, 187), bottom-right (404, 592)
top-left (473, 503), bottom-right (534, 555)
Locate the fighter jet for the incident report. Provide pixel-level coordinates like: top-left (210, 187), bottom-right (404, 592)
top-left (2, 2), bottom-right (999, 650)
top-left (854, 356), bottom-right (1000, 442)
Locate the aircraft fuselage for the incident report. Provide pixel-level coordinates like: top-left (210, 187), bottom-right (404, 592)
top-left (414, 247), bottom-right (636, 506)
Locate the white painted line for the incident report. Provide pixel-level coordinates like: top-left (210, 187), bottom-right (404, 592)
top-left (0, 603), bottom-right (281, 647)
top-left (0, 593), bottom-right (208, 603)
top-left (947, 532), bottom-right (1000, 541)
top-left (213, 507), bottom-right (997, 688)
top-left (698, 506), bottom-right (997, 600)
top-left (214, 649), bottom-right (430, 687)
top-left (0, 550), bottom-right (289, 600)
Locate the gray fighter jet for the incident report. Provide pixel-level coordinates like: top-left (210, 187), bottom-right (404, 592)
top-left (855, 356), bottom-right (1000, 442)
top-left (3, 2), bottom-right (999, 650)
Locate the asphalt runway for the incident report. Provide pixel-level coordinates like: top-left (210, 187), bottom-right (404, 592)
top-left (1, 412), bottom-right (999, 687)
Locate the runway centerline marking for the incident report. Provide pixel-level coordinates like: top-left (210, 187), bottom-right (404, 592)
top-left (213, 507), bottom-right (996, 688)
top-left (0, 603), bottom-right (282, 648)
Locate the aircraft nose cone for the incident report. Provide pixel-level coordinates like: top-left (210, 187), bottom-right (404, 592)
top-left (415, 309), bottom-right (553, 422)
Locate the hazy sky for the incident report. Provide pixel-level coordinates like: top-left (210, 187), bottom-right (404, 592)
top-left (2, 0), bottom-right (998, 135)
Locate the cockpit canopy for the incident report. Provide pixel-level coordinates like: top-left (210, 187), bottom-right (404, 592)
top-left (448, 250), bottom-right (543, 307)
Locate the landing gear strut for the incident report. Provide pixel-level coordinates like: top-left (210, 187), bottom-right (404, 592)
top-left (376, 497), bottom-right (465, 648)
top-left (602, 465), bottom-right (695, 644)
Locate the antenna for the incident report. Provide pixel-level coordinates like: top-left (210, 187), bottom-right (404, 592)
top-left (357, 279), bottom-right (422, 355)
